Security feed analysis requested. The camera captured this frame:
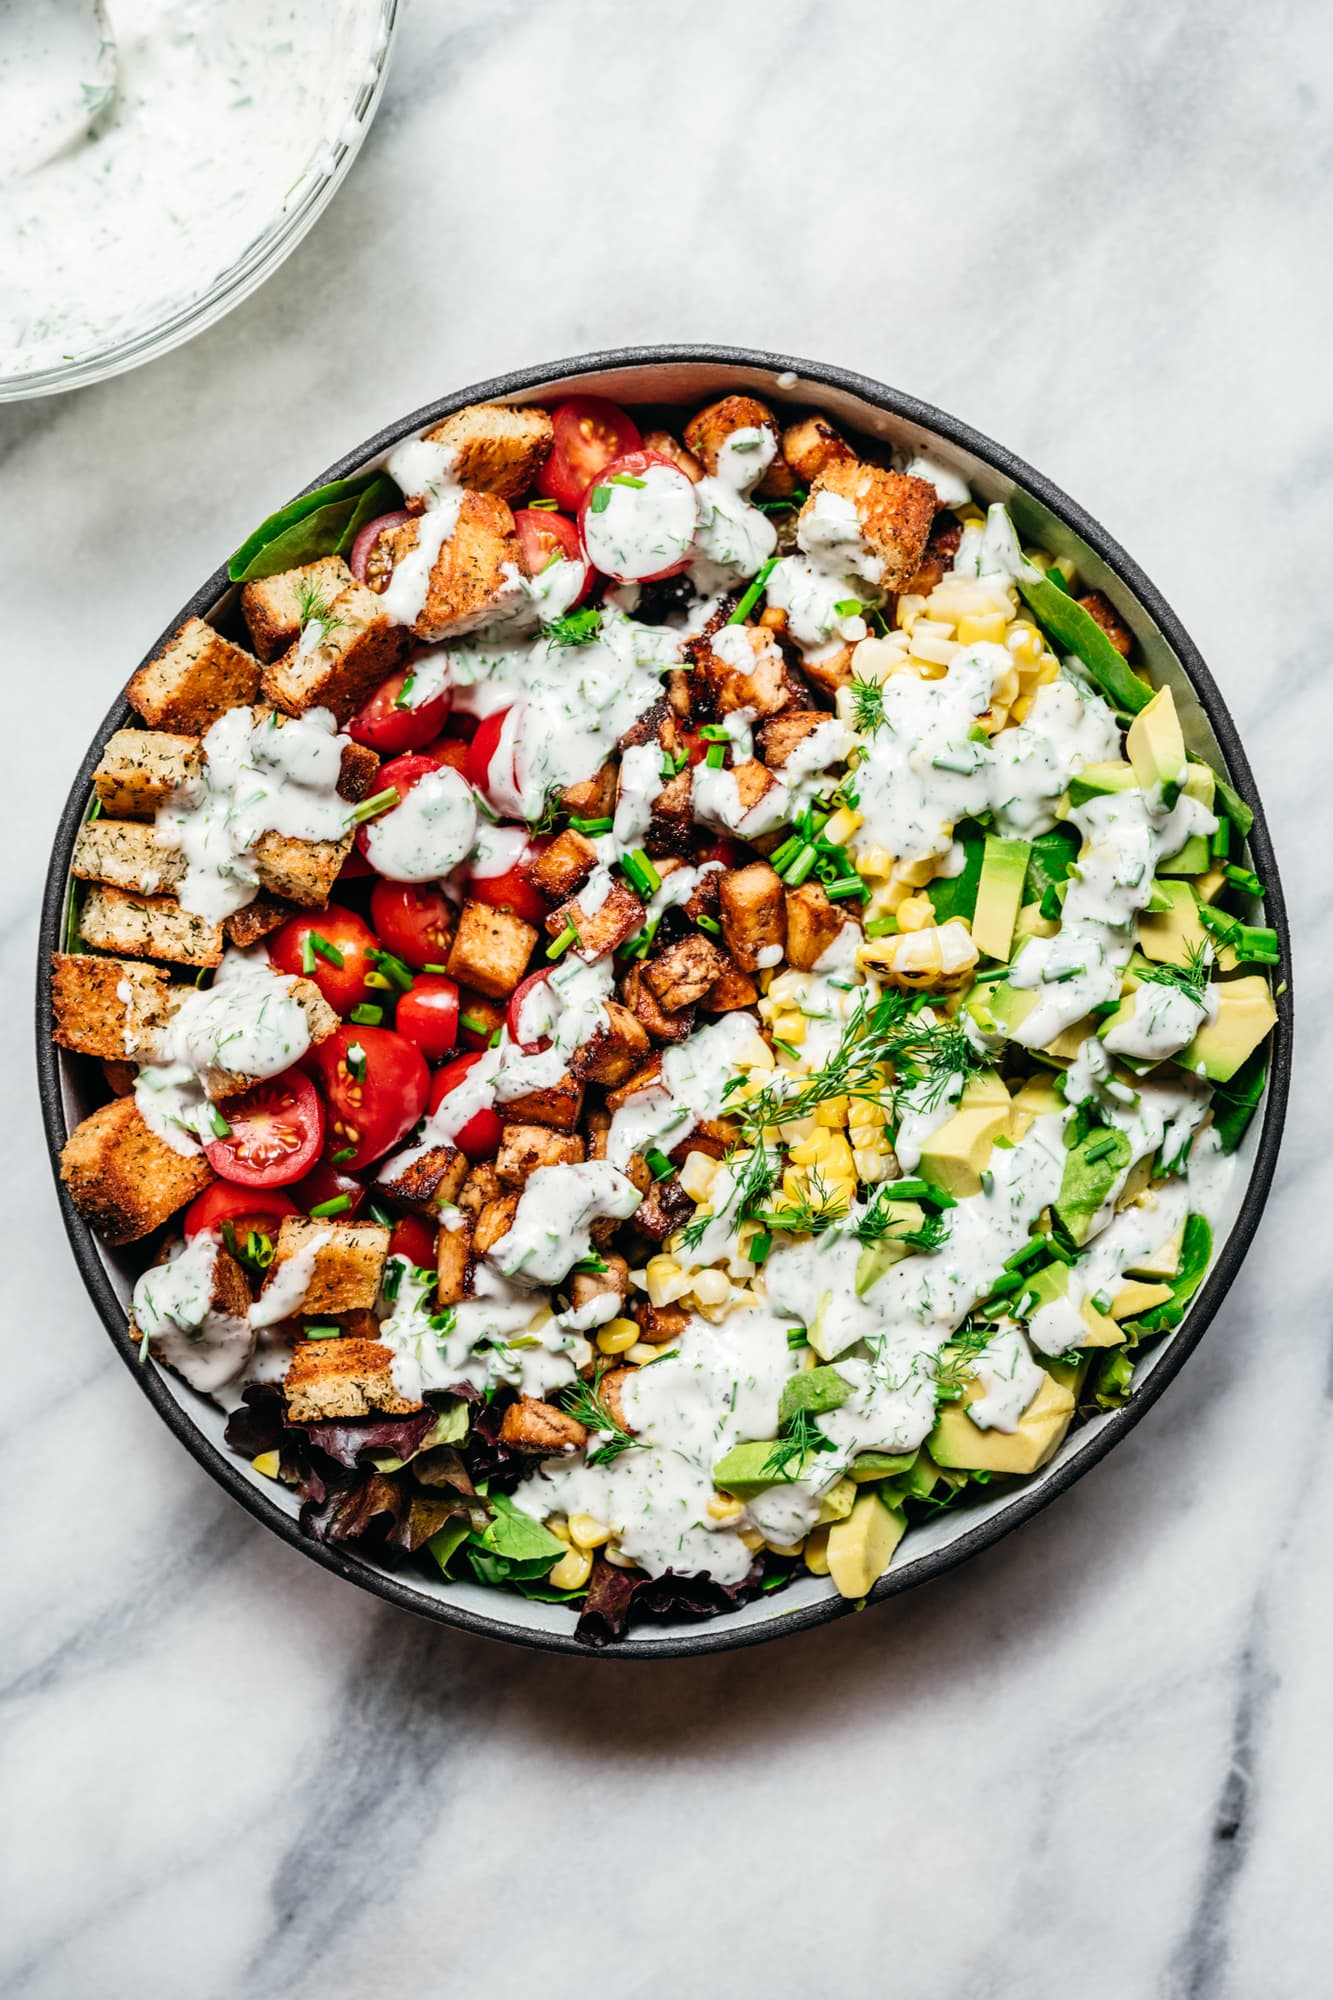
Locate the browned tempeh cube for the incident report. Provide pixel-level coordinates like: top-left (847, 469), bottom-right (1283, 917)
top-left (496, 1123), bottom-right (585, 1189)
top-left (375, 1142), bottom-right (470, 1216)
top-left (528, 829), bottom-right (598, 902)
top-left (719, 861), bottom-right (785, 973)
top-left (569, 1253), bottom-right (629, 1321)
top-left (567, 999), bottom-right (651, 1085)
top-left (559, 761), bottom-right (618, 820)
top-left (500, 1071), bottom-right (584, 1133)
top-left (780, 414), bottom-right (856, 486)
top-left (702, 961), bottom-right (760, 1012)
top-left (603, 1055), bottom-right (664, 1114)
top-left (499, 1396), bottom-right (587, 1454)
top-left (445, 900), bottom-right (538, 999)
top-left (642, 934), bottom-right (728, 1012)
top-left (785, 882), bottom-right (849, 971)
top-left (633, 1300), bottom-right (692, 1346)
top-left (696, 625), bottom-right (803, 719)
top-left (473, 1192), bottom-right (521, 1255)
top-left (436, 1216), bottom-right (472, 1306)
top-left (619, 962), bottom-right (695, 1044)
top-left (548, 879), bottom-right (644, 963)
top-left (1078, 591), bottom-right (1134, 657)
top-left (757, 711), bottom-right (833, 769)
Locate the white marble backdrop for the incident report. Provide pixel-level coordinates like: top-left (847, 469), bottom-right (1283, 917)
top-left (2, 2), bottom-right (1329, 1994)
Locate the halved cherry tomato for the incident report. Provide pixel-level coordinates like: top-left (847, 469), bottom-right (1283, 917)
top-left (456, 990), bottom-right (505, 1050)
top-left (388, 1213), bottom-right (437, 1270)
top-left (427, 1049), bottom-right (502, 1159)
top-left (513, 508), bottom-right (592, 608)
top-left (204, 1071), bottom-right (324, 1188)
top-left (348, 662), bottom-right (452, 757)
top-left (536, 397), bottom-right (643, 512)
top-left (702, 836), bottom-right (744, 866)
top-left (578, 449), bottom-right (697, 583)
top-left (354, 751), bottom-right (442, 861)
top-left (465, 708), bottom-right (515, 803)
top-left (268, 905), bottom-right (379, 1015)
top-left (506, 970), bottom-right (554, 1053)
top-left (469, 839), bottom-right (549, 927)
top-left (309, 1025), bottom-right (430, 1172)
top-left (369, 879), bottom-right (455, 970)
top-left (394, 974), bottom-right (461, 1061)
top-left (348, 508), bottom-right (414, 583)
top-left (679, 728), bottom-right (709, 769)
top-left (183, 1183), bottom-right (298, 1242)
top-left (288, 1158), bottom-right (368, 1221)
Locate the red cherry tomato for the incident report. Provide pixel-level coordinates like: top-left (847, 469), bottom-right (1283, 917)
top-left (506, 970), bottom-right (554, 1053)
top-left (369, 879), bottom-right (455, 970)
top-left (455, 990), bottom-right (505, 1050)
top-left (536, 397), bottom-right (643, 512)
top-left (388, 1213), bottom-right (437, 1270)
top-left (354, 751), bottom-right (443, 861)
top-left (465, 708), bottom-right (516, 803)
top-left (308, 1025), bottom-right (430, 1172)
top-left (288, 1158), bottom-right (368, 1221)
top-left (348, 663), bottom-right (452, 756)
top-left (679, 728), bottom-right (709, 769)
top-left (513, 508), bottom-right (592, 608)
top-left (469, 837), bottom-right (548, 927)
top-left (336, 844), bottom-right (375, 881)
top-left (204, 1071), bottom-right (325, 1188)
top-left (703, 836), bottom-right (744, 866)
top-left (394, 974), bottom-right (461, 1061)
top-left (268, 905), bottom-right (379, 1016)
top-left (578, 449), bottom-right (697, 583)
top-left (427, 1049), bottom-right (502, 1159)
top-left (348, 508), bottom-right (414, 583)
top-left (183, 1183), bottom-right (298, 1242)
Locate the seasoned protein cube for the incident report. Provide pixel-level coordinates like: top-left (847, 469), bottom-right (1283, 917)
top-left (1078, 590), bottom-right (1134, 657)
top-left (646, 768), bottom-right (694, 858)
top-left (71, 819), bottom-right (185, 897)
top-left (730, 758), bottom-right (786, 827)
top-left (785, 881), bottom-right (850, 971)
top-left (457, 1162), bottom-right (501, 1216)
top-left (496, 1123), bottom-right (586, 1189)
top-left (643, 934), bottom-right (728, 1012)
top-left (436, 1216), bottom-right (472, 1306)
top-left (801, 462), bottom-right (936, 593)
top-left (619, 963), bottom-right (694, 1044)
top-left (640, 429), bottom-right (703, 482)
top-left (569, 1252), bottom-right (629, 1321)
top-left (684, 395), bottom-right (781, 476)
top-left (702, 960), bottom-right (759, 1011)
top-left (50, 953), bottom-right (174, 1061)
top-left (695, 624), bottom-right (803, 719)
top-left (257, 1217), bottom-right (391, 1318)
top-left (93, 730), bottom-right (201, 819)
top-left (634, 1300), bottom-right (692, 1346)
top-left (77, 884), bottom-right (224, 968)
top-left (528, 829), bottom-right (598, 903)
top-left (127, 616), bottom-right (262, 733)
top-left (413, 401), bottom-right (554, 503)
top-left (603, 1054), bottom-right (664, 1114)
top-left (547, 880), bottom-right (645, 963)
top-left (240, 557), bottom-right (354, 663)
top-left (499, 1395), bottom-right (587, 1454)
top-left (380, 492), bottom-right (524, 644)
top-left (719, 861), bottom-right (786, 973)
top-left (473, 1192), bottom-right (521, 1255)
top-left (445, 899), bottom-right (538, 999)
top-left (375, 1143), bottom-right (469, 1217)
top-left (632, 1177), bottom-right (694, 1245)
top-left (904, 514), bottom-right (963, 597)
top-left (500, 1071), bottom-right (585, 1133)
top-left (567, 999), bottom-right (651, 1084)
top-left (757, 711), bottom-right (834, 770)
top-left (559, 761), bottom-right (618, 820)
top-left (284, 1338), bottom-right (422, 1421)
top-left (780, 414), bottom-right (856, 486)
top-left (261, 571), bottom-right (408, 723)
top-left (60, 1096), bottom-right (215, 1244)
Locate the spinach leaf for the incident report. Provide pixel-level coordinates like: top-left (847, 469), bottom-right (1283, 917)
top-left (425, 1516), bottom-right (472, 1576)
top-left (228, 470), bottom-right (400, 582)
top-left (1126, 1213), bottom-right (1212, 1333)
top-left (1016, 574), bottom-right (1151, 715)
top-left (927, 820), bottom-right (985, 922)
top-left (474, 1490), bottom-right (567, 1566)
top-left (1210, 1048), bottom-right (1269, 1154)
top-left (1024, 824), bottom-right (1081, 905)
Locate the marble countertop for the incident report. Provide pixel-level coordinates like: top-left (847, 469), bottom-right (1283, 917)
top-left (2, 2), bottom-right (1325, 1994)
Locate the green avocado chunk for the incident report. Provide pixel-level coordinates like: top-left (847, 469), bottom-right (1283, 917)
top-left (1054, 1127), bottom-right (1133, 1245)
top-left (712, 1439), bottom-right (825, 1497)
top-left (778, 1366), bottom-right (852, 1425)
top-left (972, 836), bottom-right (1031, 961)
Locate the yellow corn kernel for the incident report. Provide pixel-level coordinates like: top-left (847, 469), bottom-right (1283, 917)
top-left (569, 1513), bottom-right (613, 1550)
top-left (679, 1151), bottom-right (720, 1202)
top-left (707, 1492), bottom-right (745, 1524)
top-left (854, 1146), bottom-right (894, 1184)
top-left (739, 1529), bottom-right (766, 1551)
top-left (547, 1545), bottom-right (594, 1591)
top-left (956, 610), bottom-right (1008, 646)
top-left (895, 894), bottom-right (935, 932)
top-left (603, 1543), bottom-right (638, 1569)
top-left (804, 1525), bottom-right (832, 1575)
top-left (895, 592), bottom-right (928, 633)
top-left (691, 1268), bottom-right (731, 1308)
top-left (546, 1515), bottom-right (572, 1544)
top-left (625, 1341), bottom-right (658, 1366)
top-left (1006, 619), bottom-right (1045, 668)
top-left (822, 805), bottom-right (863, 846)
top-left (813, 1095), bottom-right (849, 1128)
top-left (822, 1132), bottom-right (856, 1178)
top-left (597, 1317), bottom-right (640, 1355)
top-left (251, 1451), bottom-right (281, 1480)
top-left (645, 1255), bottom-right (689, 1307)
top-left (909, 633), bottom-right (959, 668)
top-left (896, 855), bottom-right (940, 889)
top-left (855, 843), bottom-right (895, 880)
top-left (847, 1088), bottom-right (886, 1129)
top-left (789, 1128), bottom-right (832, 1165)
top-left (764, 1538), bottom-right (807, 1558)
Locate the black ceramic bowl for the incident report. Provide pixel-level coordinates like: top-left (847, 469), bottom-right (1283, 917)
top-left (36, 347), bottom-right (1293, 1656)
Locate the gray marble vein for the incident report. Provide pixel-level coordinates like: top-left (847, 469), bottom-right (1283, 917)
top-left (3, 0), bottom-right (1331, 1993)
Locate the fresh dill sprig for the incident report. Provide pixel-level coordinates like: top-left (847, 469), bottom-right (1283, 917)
top-left (542, 606), bottom-right (602, 648)
top-left (847, 673), bottom-right (889, 736)
top-left (294, 576), bottom-right (347, 638)
top-left (558, 1369), bottom-right (640, 1466)
top-left (757, 1166), bottom-right (848, 1238)
top-left (854, 1192), bottom-right (951, 1253)
top-left (934, 1319), bottom-right (998, 1402)
top-left (1134, 938), bottom-right (1212, 1001)
top-left (761, 1406), bottom-right (837, 1482)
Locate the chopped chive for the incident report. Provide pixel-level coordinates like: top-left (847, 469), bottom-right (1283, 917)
top-left (589, 485), bottom-right (612, 514)
top-left (459, 1011), bottom-right (489, 1035)
top-left (773, 1038), bottom-right (804, 1062)
top-left (304, 1325), bottom-right (341, 1341)
top-left (349, 1003), bottom-right (383, 1026)
top-left (423, 963), bottom-right (449, 973)
top-left (750, 1231), bottom-right (772, 1268)
top-left (301, 933), bottom-right (316, 975)
top-left (528, 497), bottom-right (559, 510)
top-left (727, 555), bottom-right (780, 627)
top-left (645, 1147), bottom-right (676, 1181)
top-left (833, 598), bottom-right (862, 617)
top-left (979, 1170), bottom-right (994, 1196)
top-left (1224, 862), bottom-right (1264, 896)
top-left (364, 971), bottom-right (393, 991)
top-left (367, 948), bottom-right (414, 992)
top-left (368, 1202), bottom-right (391, 1229)
top-left (698, 723), bottom-right (731, 742)
top-left (786, 1325), bottom-right (809, 1348)
top-left (547, 923), bottom-right (580, 960)
top-left (1210, 817), bottom-right (1232, 859)
top-left (309, 1194), bottom-right (352, 1219)
top-left (1083, 1133), bottom-right (1120, 1163)
top-left (346, 1041), bottom-right (367, 1082)
top-left (393, 674), bottom-right (418, 711)
top-left (572, 1254), bottom-right (609, 1275)
top-left (781, 843), bottom-right (818, 887)
top-left (705, 744), bottom-right (726, 769)
top-left (309, 932), bottom-right (344, 968)
top-left (488, 1026), bottom-right (504, 1046)
top-left (382, 1260), bottom-right (403, 1302)
top-left (206, 1103), bottom-right (231, 1139)
top-left (769, 835), bottom-right (803, 873)
top-left (697, 913), bottom-right (722, 936)
top-left (824, 874), bottom-right (867, 901)
top-left (621, 849), bottom-right (661, 898)
top-left (331, 1145), bottom-right (356, 1163)
top-left (608, 472), bottom-right (647, 488)
top-left (864, 915), bottom-right (899, 938)
top-left (347, 786), bottom-right (400, 826)
top-left (570, 815), bottom-right (614, 835)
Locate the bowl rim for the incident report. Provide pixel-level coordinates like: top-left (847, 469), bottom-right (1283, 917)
top-left (35, 344), bottom-right (1293, 1659)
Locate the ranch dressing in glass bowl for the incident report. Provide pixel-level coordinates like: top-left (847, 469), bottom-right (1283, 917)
top-left (0, 0), bottom-right (398, 399)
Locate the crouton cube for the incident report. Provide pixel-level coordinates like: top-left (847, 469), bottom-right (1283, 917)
top-left (258, 1217), bottom-right (391, 1318)
top-left (473, 1192), bottom-right (521, 1255)
top-left (559, 761), bottom-right (618, 819)
top-left (77, 884), bottom-right (224, 968)
top-left (379, 491), bottom-right (524, 644)
top-left (548, 879), bottom-right (645, 963)
top-left (904, 514), bottom-right (962, 597)
top-left (499, 1395), bottom-right (586, 1454)
top-left (496, 1123), bottom-right (586, 1189)
top-left (619, 963), bottom-right (694, 1044)
top-left (570, 1252), bottom-right (629, 1321)
top-left (60, 1096), bottom-right (215, 1244)
top-left (240, 557), bottom-right (353, 663)
top-left (702, 961), bottom-right (759, 1012)
top-left (93, 730), bottom-right (201, 820)
top-left (436, 1216), bottom-right (472, 1306)
top-left (1078, 591), bottom-right (1134, 657)
top-left (684, 395), bottom-right (781, 476)
top-left (528, 828), bottom-right (598, 903)
top-left (643, 934), bottom-right (728, 1012)
top-left (250, 829), bottom-right (354, 906)
top-left (567, 999), bottom-right (651, 1085)
top-left (224, 895), bottom-right (295, 949)
top-left (415, 401), bottom-right (554, 502)
top-left (718, 862), bottom-right (785, 974)
top-left (50, 953), bottom-right (174, 1061)
top-left (780, 415), bottom-right (856, 486)
top-left (127, 618), bottom-right (261, 735)
top-left (446, 899), bottom-right (537, 999)
top-left (71, 819), bottom-right (185, 897)
top-left (374, 1143), bottom-right (469, 1216)
top-left (802, 462), bottom-right (936, 593)
top-left (641, 429), bottom-right (703, 481)
top-left (261, 574), bottom-right (408, 723)
top-left (500, 1071), bottom-right (585, 1132)
top-left (284, 1338), bottom-right (422, 1421)
top-left (337, 738), bottom-right (383, 802)
top-left (757, 711), bottom-right (833, 769)
top-left (785, 882), bottom-right (849, 971)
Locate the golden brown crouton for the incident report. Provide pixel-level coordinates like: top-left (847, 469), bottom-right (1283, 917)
top-left (473, 1192), bottom-right (522, 1255)
top-left (50, 953), bottom-right (174, 1062)
top-left (695, 624), bottom-right (803, 719)
top-left (619, 963), bottom-right (694, 1044)
top-left (71, 820), bottom-right (185, 897)
top-left (757, 711), bottom-right (833, 769)
top-left (241, 557), bottom-right (354, 663)
top-left (500, 1072), bottom-right (585, 1132)
top-left (780, 415), bottom-right (856, 486)
top-left (500, 1395), bottom-right (587, 1455)
top-left (570, 1252), bottom-right (629, 1320)
top-left (549, 880), bottom-right (646, 965)
top-left (567, 999), bottom-right (651, 1084)
top-left (379, 491), bottom-right (524, 645)
top-left (643, 934), bottom-right (728, 1012)
top-left (224, 895), bottom-right (296, 949)
top-left (77, 885), bottom-right (224, 968)
top-left (1078, 590), bottom-right (1134, 657)
top-left (496, 1123), bottom-right (585, 1189)
top-left (261, 574), bottom-right (408, 724)
top-left (60, 1096), bottom-right (215, 1244)
top-left (785, 882), bottom-right (850, 971)
top-left (640, 429), bottom-right (703, 481)
top-left (250, 829), bottom-right (354, 906)
top-left (684, 395), bottom-right (781, 476)
top-left (258, 1217), bottom-right (391, 1318)
top-left (127, 617), bottom-right (262, 734)
top-left (436, 1217), bottom-right (472, 1306)
top-left (93, 730), bottom-right (201, 819)
top-left (802, 462), bottom-right (936, 593)
top-left (446, 899), bottom-right (538, 999)
top-left (374, 1142), bottom-right (470, 1216)
top-left (417, 401), bottom-right (554, 502)
top-left (719, 862), bottom-right (785, 974)
top-left (528, 829), bottom-right (598, 903)
top-left (558, 761), bottom-right (619, 820)
top-left (702, 960), bottom-right (759, 1012)
top-left (284, 1338), bottom-right (423, 1422)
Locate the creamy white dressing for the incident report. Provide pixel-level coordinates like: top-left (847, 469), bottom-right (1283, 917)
top-left (250, 1228), bottom-right (332, 1328)
top-left (607, 1012), bottom-right (764, 1168)
top-left (897, 450), bottom-right (972, 509)
top-left (964, 1325), bottom-right (1046, 1432)
top-left (488, 1161), bottom-right (643, 1286)
top-left (134, 948), bottom-right (311, 1154)
top-left (852, 646), bottom-right (1006, 866)
top-left (799, 487), bottom-right (883, 584)
top-left (362, 765), bottom-right (477, 882)
top-left (765, 556), bottom-right (872, 657)
top-left (1103, 979), bottom-right (1216, 1061)
top-left (689, 428), bottom-right (778, 591)
top-left (582, 463), bottom-right (698, 582)
top-left (132, 1233), bottom-right (252, 1396)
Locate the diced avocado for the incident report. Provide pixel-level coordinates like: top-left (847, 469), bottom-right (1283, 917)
top-left (1145, 879), bottom-right (1176, 913)
top-left (1009, 1073), bottom-right (1063, 1139)
top-left (929, 1371), bottom-right (1075, 1474)
top-left (1054, 1127), bottom-right (1132, 1244)
top-left (1079, 1296), bottom-right (1124, 1346)
top-left (808, 1288), bottom-right (857, 1361)
top-left (1159, 763), bottom-right (1217, 877)
top-left (779, 1365), bottom-right (851, 1425)
top-left (1126, 1221), bottom-right (1184, 1280)
top-left (1068, 760), bottom-right (1137, 807)
top-left (1111, 1279), bottom-right (1174, 1319)
top-left (815, 1476), bottom-right (857, 1523)
top-left (1114, 1151), bottom-right (1154, 1210)
top-left (1095, 992), bottom-right (1164, 1070)
top-left (826, 1491), bottom-right (907, 1599)
top-left (849, 1449), bottom-right (917, 1483)
top-left (963, 977), bottom-right (1038, 1040)
top-left (1126, 684), bottom-right (1187, 800)
top-left (1014, 901), bottom-right (1059, 944)
top-left (1194, 865), bottom-right (1227, 903)
top-left (1184, 974), bottom-right (1277, 1083)
top-left (712, 1439), bottom-right (824, 1497)
top-left (918, 1073), bottom-right (1013, 1199)
top-left (1046, 1352), bottom-right (1091, 1398)
top-left (853, 1202), bottom-right (925, 1297)
top-left (901, 1448), bottom-right (943, 1500)
top-left (1138, 879), bottom-right (1208, 967)
top-left (1043, 1015), bottom-right (1099, 1062)
top-left (972, 836), bottom-right (1031, 961)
